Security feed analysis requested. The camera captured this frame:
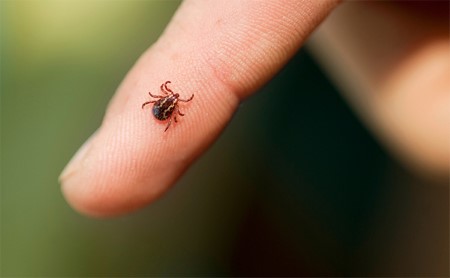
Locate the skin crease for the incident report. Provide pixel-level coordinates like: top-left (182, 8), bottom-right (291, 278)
top-left (60, 0), bottom-right (447, 218)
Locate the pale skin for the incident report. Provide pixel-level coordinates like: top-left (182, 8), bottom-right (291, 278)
top-left (59, 0), bottom-right (449, 217)
top-left (308, 1), bottom-right (449, 179)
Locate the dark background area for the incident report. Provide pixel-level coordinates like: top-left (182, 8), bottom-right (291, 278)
top-left (1, 1), bottom-right (448, 276)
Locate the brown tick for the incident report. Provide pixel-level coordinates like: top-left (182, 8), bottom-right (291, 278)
top-left (142, 81), bottom-right (194, 132)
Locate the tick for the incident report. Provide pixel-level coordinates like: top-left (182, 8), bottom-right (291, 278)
top-left (142, 81), bottom-right (194, 132)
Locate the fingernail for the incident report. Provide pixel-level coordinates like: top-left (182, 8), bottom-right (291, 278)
top-left (59, 131), bottom-right (97, 184)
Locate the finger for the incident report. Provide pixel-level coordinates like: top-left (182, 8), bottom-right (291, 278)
top-left (59, 0), bottom-right (341, 217)
top-left (308, 1), bottom-right (449, 179)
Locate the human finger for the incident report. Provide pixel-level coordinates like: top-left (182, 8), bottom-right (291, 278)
top-left (308, 1), bottom-right (449, 179)
top-left (59, 0), bottom-right (341, 217)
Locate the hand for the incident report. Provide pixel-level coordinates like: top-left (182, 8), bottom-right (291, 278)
top-left (308, 1), bottom-right (449, 179)
top-left (59, 0), bottom-right (448, 217)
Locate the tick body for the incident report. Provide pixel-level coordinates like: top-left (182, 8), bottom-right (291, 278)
top-left (142, 81), bottom-right (194, 132)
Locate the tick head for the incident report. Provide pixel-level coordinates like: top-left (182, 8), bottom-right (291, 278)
top-left (174, 93), bottom-right (180, 98)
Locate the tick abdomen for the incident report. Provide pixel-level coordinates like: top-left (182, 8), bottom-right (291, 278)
top-left (152, 97), bottom-right (177, 120)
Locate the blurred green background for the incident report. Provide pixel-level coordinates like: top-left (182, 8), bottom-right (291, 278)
top-left (1, 1), bottom-right (448, 276)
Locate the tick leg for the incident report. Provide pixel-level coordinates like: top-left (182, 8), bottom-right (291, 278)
top-left (142, 100), bottom-right (156, 109)
top-left (164, 116), bottom-right (173, 132)
top-left (163, 81), bottom-right (174, 94)
top-left (160, 83), bottom-right (169, 95)
top-left (179, 94), bottom-right (194, 102)
top-left (173, 107), bottom-right (182, 123)
top-left (149, 91), bottom-right (165, 98)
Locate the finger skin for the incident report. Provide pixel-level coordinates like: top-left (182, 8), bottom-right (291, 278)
top-left (308, 2), bottom-right (449, 179)
top-left (60, 0), bottom-right (341, 217)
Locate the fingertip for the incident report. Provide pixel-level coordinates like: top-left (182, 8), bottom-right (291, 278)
top-left (60, 85), bottom-right (217, 217)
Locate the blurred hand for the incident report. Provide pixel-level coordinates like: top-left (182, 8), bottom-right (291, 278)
top-left (308, 1), bottom-right (449, 179)
top-left (59, 0), bottom-right (448, 217)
